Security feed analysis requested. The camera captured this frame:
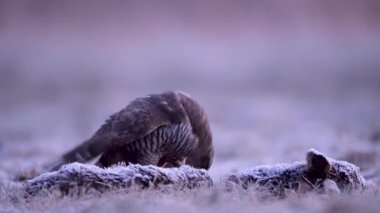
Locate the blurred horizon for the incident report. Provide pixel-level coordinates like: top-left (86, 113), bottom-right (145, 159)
top-left (1, 0), bottom-right (380, 99)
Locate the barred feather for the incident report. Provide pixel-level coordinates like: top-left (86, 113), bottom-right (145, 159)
top-left (46, 91), bottom-right (213, 172)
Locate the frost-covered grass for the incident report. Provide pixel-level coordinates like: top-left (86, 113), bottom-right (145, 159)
top-left (1, 178), bottom-right (380, 213)
top-left (19, 149), bottom-right (371, 200)
top-left (1, 140), bottom-right (380, 212)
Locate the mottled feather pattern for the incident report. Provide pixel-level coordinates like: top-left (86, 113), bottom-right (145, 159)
top-left (97, 123), bottom-right (198, 167)
top-left (47, 91), bottom-right (213, 172)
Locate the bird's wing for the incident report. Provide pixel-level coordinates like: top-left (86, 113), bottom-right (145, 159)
top-left (47, 91), bottom-right (189, 171)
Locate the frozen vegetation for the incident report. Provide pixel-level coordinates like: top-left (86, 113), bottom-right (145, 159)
top-left (1, 149), bottom-right (379, 212)
top-left (23, 149), bottom-right (370, 200)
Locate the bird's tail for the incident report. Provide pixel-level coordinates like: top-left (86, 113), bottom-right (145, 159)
top-left (44, 136), bottom-right (109, 172)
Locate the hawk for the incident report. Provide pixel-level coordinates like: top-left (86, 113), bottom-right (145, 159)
top-left (47, 91), bottom-right (213, 171)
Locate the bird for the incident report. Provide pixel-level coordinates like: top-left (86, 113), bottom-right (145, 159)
top-left (46, 91), bottom-right (214, 172)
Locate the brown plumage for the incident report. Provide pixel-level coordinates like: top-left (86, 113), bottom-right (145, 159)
top-left (47, 91), bottom-right (213, 171)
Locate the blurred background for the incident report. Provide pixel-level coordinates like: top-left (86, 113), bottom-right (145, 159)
top-left (0, 0), bottom-right (380, 179)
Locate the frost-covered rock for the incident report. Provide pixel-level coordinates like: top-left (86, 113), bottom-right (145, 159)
top-left (225, 149), bottom-right (367, 199)
top-left (25, 163), bottom-right (212, 196)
